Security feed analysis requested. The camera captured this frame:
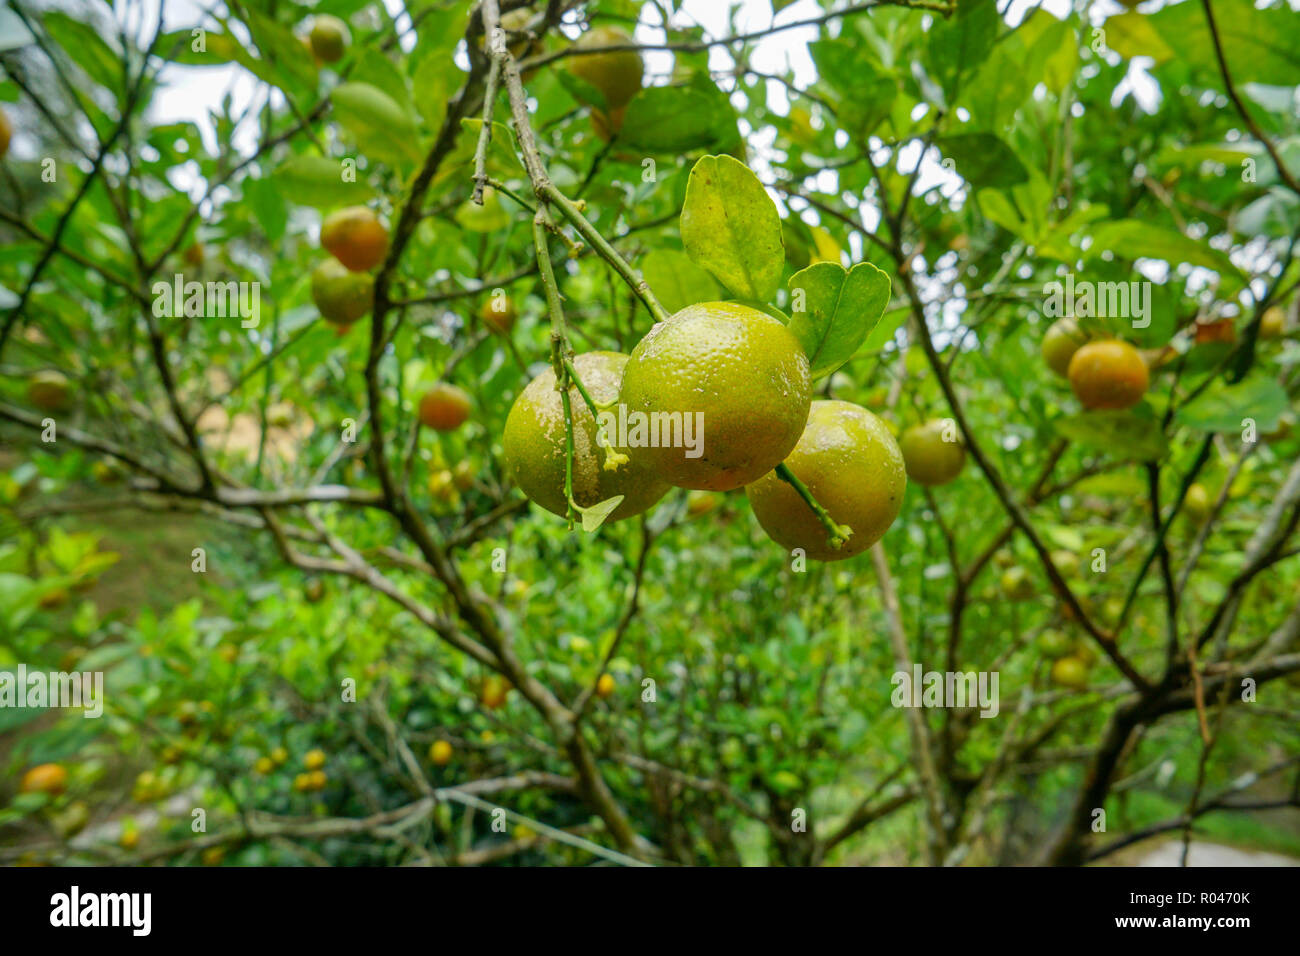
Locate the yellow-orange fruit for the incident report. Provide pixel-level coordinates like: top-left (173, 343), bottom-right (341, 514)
top-left (418, 383), bottom-right (472, 431)
top-left (568, 26), bottom-right (643, 110)
top-left (1067, 340), bottom-right (1149, 411)
top-left (20, 763), bottom-right (68, 796)
top-left (321, 206), bottom-right (389, 272)
top-left (429, 740), bottom-right (453, 766)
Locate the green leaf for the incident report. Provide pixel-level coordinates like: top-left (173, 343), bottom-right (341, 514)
top-left (860, 304), bottom-right (908, 353)
top-left (581, 496), bottom-right (624, 532)
top-left (1103, 12), bottom-right (1175, 65)
top-left (454, 188), bottom-right (512, 232)
top-left (1143, 0), bottom-right (1300, 87)
top-left (924, 0), bottom-right (999, 99)
top-left (680, 155), bottom-right (784, 303)
top-left (620, 86), bottom-right (726, 152)
top-left (1173, 375), bottom-right (1288, 433)
top-left (244, 9), bottom-right (319, 95)
top-left (457, 119), bottom-right (524, 175)
top-left (44, 12), bottom-right (122, 90)
top-left (938, 133), bottom-right (1029, 188)
top-left (808, 40), bottom-right (896, 136)
top-left (787, 261), bottom-right (892, 379)
top-left (244, 177), bottom-right (288, 242)
top-left (640, 248), bottom-right (722, 314)
top-left (1053, 410), bottom-right (1168, 462)
top-left (1017, 11), bottom-right (1079, 95)
top-left (156, 29), bottom-right (230, 66)
top-left (272, 155), bottom-right (375, 209)
top-left (351, 49), bottom-right (415, 122)
top-left (331, 83), bottom-right (423, 167)
top-left (1086, 219), bottom-right (1243, 283)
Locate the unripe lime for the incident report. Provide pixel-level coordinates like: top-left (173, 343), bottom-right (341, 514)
top-left (479, 295), bottom-right (518, 334)
top-left (899, 419), bottom-right (965, 486)
top-left (504, 351), bottom-right (670, 521)
top-left (619, 302), bottom-right (812, 491)
top-left (1041, 317), bottom-right (1087, 378)
top-left (568, 26), bottom-right (643, 110)
top-left (1000, 566), bottom-right (1035, 600)
top-left (1184, 482), bottom-right (1211, 521)
top-left (746, 401), bottom-right (905, 561)
top-left (1051, 656), bottom-right (1089, 690)
top-left (1259, 305), bottom-right (1286, 339)
top-left (311, 258), bottom-right (373, 324)
top-left (1037, 629), bottom-right (1072, 659)
top-left (309, 15), bottom-right (350, 63)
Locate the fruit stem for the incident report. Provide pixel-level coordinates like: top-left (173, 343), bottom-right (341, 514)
top-left (542, 184), bottom-right (671, 325)
top-left (533, 212), bottom-right (579, 527)
top-left (775, 462), bottom-right (853, 551)
top-left (561, 359), bottom-right (604, 417)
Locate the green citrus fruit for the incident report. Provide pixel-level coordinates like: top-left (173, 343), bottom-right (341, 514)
top-left (1184, 482), bottom-right (1211, 521)
top-left (745, 400), bottom-right (905, 561)
top-left (503, 351), bottom-right (670, 521)
top-left (568, 26), bottom-right (643, 110)
top-left (1051, 656), bottom-right (1089, 690)
top-left (1258, 306), bottom-right (1289, 340)
top-left (321, 206), bottom-right (388, 272)
top-left (619, 301), bottom-right (812, 491)
top-left (1050, 549), bottom-right (1078, 578)
top-left (1041, 317), bottom-right (1087, 378)
top-left (1037, 629), bottom-right (1072, 659)
top-left (898, 418), bottom-right (965, 486)
top-left (1000, 566), bottom-right (1035, 600)
top-left (1067, 340), bottom-right (1148, 410)
top-left (311, 258), bottom-right (373, 324)
top-left (481, 676), bottom-right (510, 710)
top-left (309, 15), bottom-right (349, 63)
top-left (479, 295), bottom-right (517, 334)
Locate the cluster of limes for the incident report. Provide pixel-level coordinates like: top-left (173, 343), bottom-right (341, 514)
top-left (310, 205), bottom-right (388, 328)
top-left (502, 301), bottom-right (924, 561)
top-left (1040, 317), bottom-right (1151, 411)
top-left (1040, 304), bottom-right (1289, 414)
